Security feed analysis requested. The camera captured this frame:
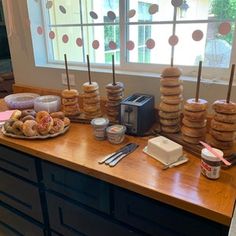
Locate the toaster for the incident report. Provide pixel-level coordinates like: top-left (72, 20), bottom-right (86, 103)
top-left (119, 93), bottom-right (155, 136)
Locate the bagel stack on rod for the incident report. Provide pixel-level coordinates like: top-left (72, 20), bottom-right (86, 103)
top-left (208, 64), bottom-right (236, 156)
top-left (61, 54), bottom-right (80, 117)
top-left (181, 61), bottom-right (208, 144)
top-left (159, 66), bottom-right (183, 133)
top-left (82, 55), bottom-right (102, 119)
top-left (105, 55), bottom-right (124, 122)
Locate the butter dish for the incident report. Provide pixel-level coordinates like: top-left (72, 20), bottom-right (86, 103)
top-left (143, 136), bottom-right (183, 165)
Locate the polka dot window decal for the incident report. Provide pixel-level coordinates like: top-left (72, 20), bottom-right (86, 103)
top-left (76, 38), bottom-right (83, 47)
top-left (90, 11), bottom-right (98, 20)
top-left (109, 41), bottom-right (117, 50)
top-left (169, 35), bottom-right (179, 46)
top-left (219, 22), bottom-right (231, 35)
top-left (37, 26), bottom-right (43, 35)
top-left (46, 1), bottom-right (53, 9)
top-left (127, 41), bottom-right (135, 50)
top-left (92, 40), bottom-right (100, 49)
top-left (107, 11), bottom-right (116, 21)
top-left (149, 4), bottom-right (159, 15)
top-left (128, 9), bottom-right (136, 18)
top-left (192, 30), bottom-right (203, 41)
top-left (59, 5), bottom-right (66, 14)
top-left (146, 39), bottom-right (155, 49)
top-left (49, 31), bottom-right (55, 39)
top-left (62, 34), bottom-right (69, 43)
top-left (171, 0), bottom-right (183, 7)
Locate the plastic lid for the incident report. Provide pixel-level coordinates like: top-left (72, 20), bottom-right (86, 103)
top-left (91, 118), bottom-right (109, 127)
top-left (201, 148), bottom-right (223, 162)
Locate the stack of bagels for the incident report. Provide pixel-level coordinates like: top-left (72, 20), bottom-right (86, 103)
top-left (82, 81), bottom-right (102, 119)
top-left (208, 100), bottom-right (236, 156)
top-left (159, 67), bottom-right (183, 133)
top-left (181, 98), bottom-right (208, 144)
top-left (61, 89), bottom-right (80, 117)
top-left (105, 82), bottom-right (124, 122)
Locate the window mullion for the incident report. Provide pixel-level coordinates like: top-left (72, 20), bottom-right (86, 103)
top-left (119, 0), bottom-right (126, 69)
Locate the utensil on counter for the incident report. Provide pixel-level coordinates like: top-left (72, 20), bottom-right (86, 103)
top-left (98, 143), bottom-right (139, 167)
top-left (162, 154), bottom-right (188, 170)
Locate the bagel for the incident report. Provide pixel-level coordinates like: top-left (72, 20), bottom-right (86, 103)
top-left (50, 111), bottom-right (65, 120)
top-left (49, 118), bottom-right (65, 134)
top-left (184, 98), bottom-right (208, 112)
top-left (63, 117), bottom-right (71, 127)
top-left (12, 120), bottom-right (24, 135)
top-left (21, 109), bottom-right (36, 118)
top-left (207, 135), bottom-right (234, 150)
top-left (82, 82), bottom-right (99, 92)
top-left (83, 90), bottom-right (99, 98)
top-left (214, 112), bottom-right (236, 124)
top-left (3, 119), bottom-right (15, 133)
top-left (160, 78), bottom-right (182, 87)
top-left (160, 118), bottom-right (180, 126)
top-left (21, 115), bottom-right (35, 122)
top-left (106, 82), bottom-right (124, 90)
top-left (181, 126), bottom-right (206, 138)
top-left (183, 110), bottom-right (207, 122)
top-left (62, 98), bottom-right (78, 106)
top-left (210, 129), bottom-right (235, 142)
top-left (211, 119), bottom-right (236, 132)
top-left (161, 125), bottom-right (180, 133)
top-left (160, 85), bottom-right (183, 96)
top-left (161, 67), bottom-right (182, 78)
top-left (22, 120), bottom-right (38, 137)
top-left (159, 102), bottom-right (181, 113)
top-left (161, 95), bottom-right (183, 105)
top-left (61, 89), bottom-right (79, 98)
top-left (182, 134), bottom-right (205, 144)
top-left (83, 96), bottom-right (100, 104)
top-left (212, 100), bottom-right (236, 114)
top-left (159, 110), bottom-right (180, 119)
top-left (182, 117), bottom-right (206, 128)
top-left (36, 111), bottom-right (50, 123)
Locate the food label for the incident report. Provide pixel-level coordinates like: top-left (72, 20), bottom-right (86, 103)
top-left (201, 159), bottom-right (220, 179)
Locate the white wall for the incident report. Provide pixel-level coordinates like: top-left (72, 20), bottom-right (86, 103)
top-left (3, 0), bottom-right (236, 113)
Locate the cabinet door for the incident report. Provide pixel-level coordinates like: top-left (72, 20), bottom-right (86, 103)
top-left (114, 188), bottom-right (228, 236)
top-left (46, 192), bottom-right (141, 236)
top-left (0, 145), bottom-right (38, 182)
top-left (42, 162), bottom-right (110, 213)
top-left (0, 204), bottom-right (44, 236)
top-left (0, 170), bottom-right (43, 223)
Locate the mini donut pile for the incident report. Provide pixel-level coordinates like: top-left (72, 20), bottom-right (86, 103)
top-left (181, 98), bottom-right (208, 144)
top-left (82, 82), bottom-right (102, 119)
top-left (3, 110), bottom-right (70, 137)
top-left (105, 82), bottom-right (124, 122)
top-left (208, 100), bottom-right (236, 156)
top-left (61, 89), bottom-right (80, 117)
top-left (159, 67), bottom-right (183, 133)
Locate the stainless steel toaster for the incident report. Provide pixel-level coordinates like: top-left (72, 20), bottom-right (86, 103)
top-left (119, 93), bottom-right (155, 136)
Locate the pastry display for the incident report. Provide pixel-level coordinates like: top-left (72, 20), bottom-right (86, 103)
top-left (159, 66), bottom-right (183, 133)
top-left (3, 109), bottom-right (70, 138)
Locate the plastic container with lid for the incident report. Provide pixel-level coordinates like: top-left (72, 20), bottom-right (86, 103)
top-left (106, 125), bottom-right (126, 144)
top-left (91, 118), bottom-right (109, 140)
top-left (34, 95), bottom-right (61, 113)
top-left (201, 148), bottom-right (223, 180)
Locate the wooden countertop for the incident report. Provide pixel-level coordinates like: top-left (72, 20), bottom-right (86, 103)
top-left (0, 101), bottom-right (236, 226)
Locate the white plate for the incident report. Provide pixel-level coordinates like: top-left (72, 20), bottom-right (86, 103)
top-left (4, 93), bottom-right (40, 109)
top-left (1, 125), bottom-right (70, 139)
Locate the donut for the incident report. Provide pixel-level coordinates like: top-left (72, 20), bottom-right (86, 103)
top-left (181, 126), bottom-right (206, 138)
top-left (159, 102), bottom-right (181, 112)
top-left (62, 97), bottom-right (78, 106)
top-left (211, 119), bottom-right (236, 132)
top-left (82, 82), bottom-right (99, 92)
top-left (184, 98), bottom-right (208, 112)
top-left (160, 85), bottom-right (183, 96)
top-left (161, 67), bottom-right (182, 78)
top-left (207, 135), bottom-right (234, 150)
top-left (160, 118), bottom-right (180, 126)
top-left (161, 125), bottom-right (180, 133)
top-left (61, 89), bottom-right (79, 98)
top-left (36, 111), bottom-right (50, 123)
top-left (161, 95), bottom-right (183, 105)
top-left (212, 100), bottom-right (236, 114)
top-left (63, 117), bottom-right (71, 127)
top-left (50, 118), bottom-right (65, 134)
top-left (159, 110), bottom-right (180, 119)
top-left (210, 129), bottom-right (235, 142)
top-left (182, 134), bottom-right (205, 144)
top-left (37, 115), bottom-right (53, 135)
top-left (21, 109), bottom-right (36, 118)
top-left (10, 110), bottom-right (22, 120)
top-left (182, 117), bottom-right (206, 128)
top-left (183, 110), bottom-right (207, 122)
top-left (22, 120), bottom-right (38, 137)
top-left (50, 111), bottom-right (65, 120)
top-left (12, 120), bottom-right (24, 135)
top-left (160, 78), bottom-right (182, 87)
top-left (214, 112), bottom-right (236, 124)
top-left (21, 115), bottom-right (35, 122)
top-left (3, 119), bottom-right (15, 133)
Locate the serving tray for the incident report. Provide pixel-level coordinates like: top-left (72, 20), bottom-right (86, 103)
top-left (1, 125), bottom-right (70, 139)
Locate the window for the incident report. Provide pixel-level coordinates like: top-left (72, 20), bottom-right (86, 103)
top-left (28, 0), bottom-right (236, 80)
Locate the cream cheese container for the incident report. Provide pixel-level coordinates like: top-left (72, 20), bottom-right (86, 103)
top-left (144, 136), bottom-right (183, 164)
